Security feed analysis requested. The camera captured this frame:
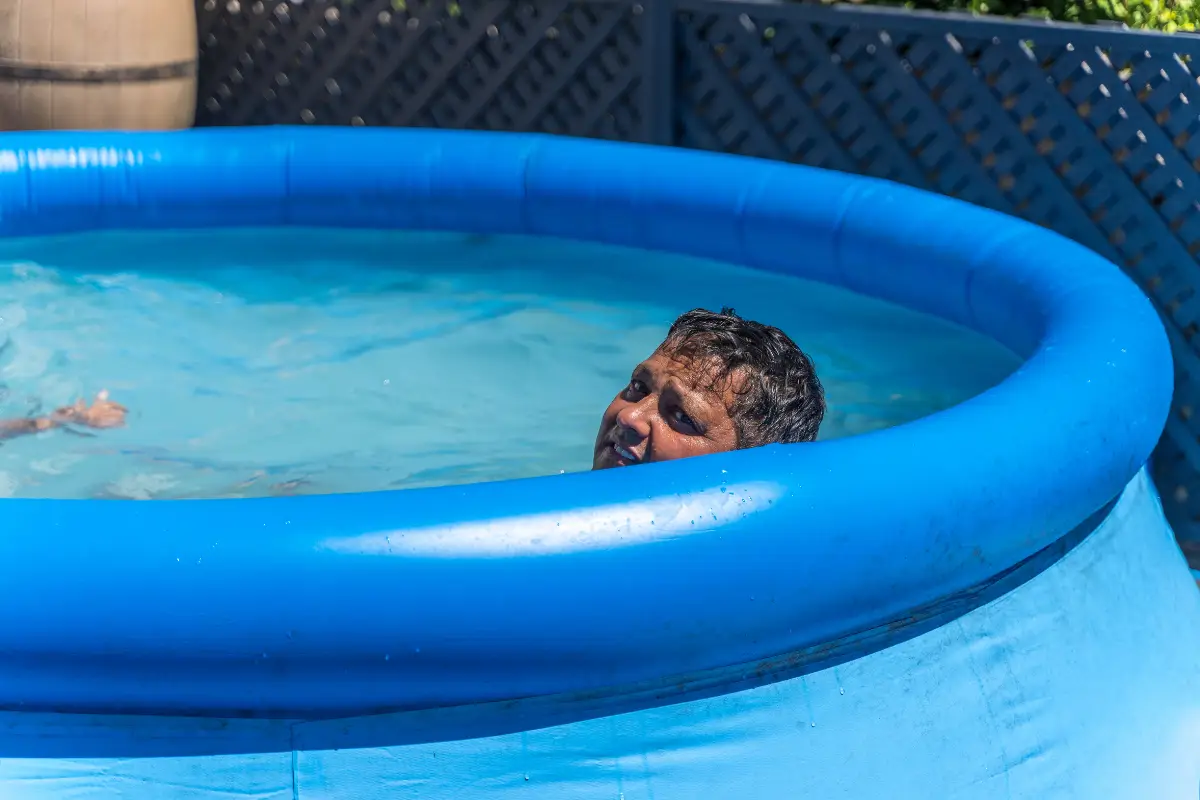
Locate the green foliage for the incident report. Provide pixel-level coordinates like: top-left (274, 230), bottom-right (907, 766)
top-left (842, 0), bottom-right (1199, 32)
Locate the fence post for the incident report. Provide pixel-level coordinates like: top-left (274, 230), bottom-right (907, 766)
top-left (639, 0), bottom-right (675, 145)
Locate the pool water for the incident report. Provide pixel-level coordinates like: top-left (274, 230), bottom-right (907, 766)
top-left (0, 229), bottom-right (1019, 499)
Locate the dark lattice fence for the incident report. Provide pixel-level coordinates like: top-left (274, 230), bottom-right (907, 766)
top-left (195, 0), bottom-right (1200, 546)
top-left (196, 0), bottom-right (666, 141)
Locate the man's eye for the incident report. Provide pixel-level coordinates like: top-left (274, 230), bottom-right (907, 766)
top-left (672, 409), bottom-right (696, 428)
top-left (626, 379), bottom-right (647, 395)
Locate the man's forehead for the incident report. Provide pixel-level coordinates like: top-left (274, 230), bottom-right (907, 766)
top-left (644, 349), bottom-right (744, 397)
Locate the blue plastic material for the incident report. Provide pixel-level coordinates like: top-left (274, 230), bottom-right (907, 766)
top-left (0, 128), bottom-right (1192, 798)
top-left (1, 470), bottom-right (1198, 798)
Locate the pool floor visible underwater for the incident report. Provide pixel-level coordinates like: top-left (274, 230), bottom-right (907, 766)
top-left (0, 228), bottom-right (1019, 499)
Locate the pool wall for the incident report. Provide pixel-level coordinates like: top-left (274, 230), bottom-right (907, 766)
top-left (0, 127), bottom-right (1193, 797)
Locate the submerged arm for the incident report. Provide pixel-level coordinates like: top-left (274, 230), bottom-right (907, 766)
top-left (0, 391), bottom-right (127, 441)
top-left (0, 417), bottom-right (55, 441)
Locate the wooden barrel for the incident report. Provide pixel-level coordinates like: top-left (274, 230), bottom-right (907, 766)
top-left (0, 0), bottom-right (197, 131)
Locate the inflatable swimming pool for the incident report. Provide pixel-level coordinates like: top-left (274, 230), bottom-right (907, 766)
top-left (0, 128), bottom-right (1196, 798)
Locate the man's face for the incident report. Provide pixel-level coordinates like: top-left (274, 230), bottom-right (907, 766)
top-left (593, 348), bottom-right (740, 470)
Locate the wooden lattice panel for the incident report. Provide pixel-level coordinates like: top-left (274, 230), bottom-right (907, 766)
top-left (196, 0), bottom-right (648, 140)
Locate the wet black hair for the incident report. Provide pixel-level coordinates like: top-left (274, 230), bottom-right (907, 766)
top-left (661, 307), bottom-right (825, 447)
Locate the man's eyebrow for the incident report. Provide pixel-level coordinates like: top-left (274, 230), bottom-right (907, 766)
top-left (661, 377), bottom-right (717, 410)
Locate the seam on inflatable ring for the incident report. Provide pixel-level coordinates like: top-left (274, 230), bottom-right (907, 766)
top-left (964, 226), bottom-right (1025, 339)
top-left (829, 181), bottom-right (881, 287)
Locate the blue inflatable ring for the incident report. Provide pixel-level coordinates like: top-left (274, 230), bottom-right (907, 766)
top-left (0, 127), bottom-right (1172, 721)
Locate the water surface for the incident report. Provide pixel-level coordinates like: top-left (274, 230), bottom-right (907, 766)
top-left (0, 228), bottom-right (1019, 498)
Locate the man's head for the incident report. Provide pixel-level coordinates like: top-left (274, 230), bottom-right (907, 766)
top-left (593, 308), bottom-right (825, 470)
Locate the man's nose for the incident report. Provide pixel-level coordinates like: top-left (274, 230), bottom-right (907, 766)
top-left (615, 399), bottom-right (652, 442)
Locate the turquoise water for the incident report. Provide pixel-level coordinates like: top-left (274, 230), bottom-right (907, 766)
top-left (0, 228), bottom-right (1019, 499)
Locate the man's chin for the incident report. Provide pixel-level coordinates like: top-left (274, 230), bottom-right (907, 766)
top-left (593, 442), bottom-right (641, 470)
top-left (593, 442), bottom-right (626, 470)
top-left (592, 452), bottom-right (618, 470)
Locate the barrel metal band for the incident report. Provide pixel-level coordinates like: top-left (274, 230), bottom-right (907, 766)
top-left (0, 59), bottom-right (196, 84)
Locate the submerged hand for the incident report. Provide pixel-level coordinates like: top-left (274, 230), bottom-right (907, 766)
top-left (51, 390), bottom-right (128, 429)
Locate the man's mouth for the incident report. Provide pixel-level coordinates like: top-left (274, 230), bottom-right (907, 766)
top-left (611, 442), bottom-right (640, 465)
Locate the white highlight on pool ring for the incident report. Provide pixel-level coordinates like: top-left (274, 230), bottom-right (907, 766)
top-left (318, 481), bottom-right (784, 557)
top-left (0, 147), bottom-right (150, 172)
